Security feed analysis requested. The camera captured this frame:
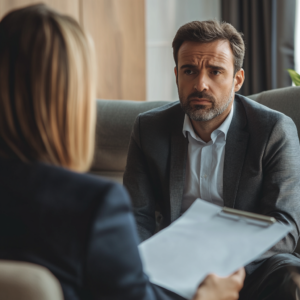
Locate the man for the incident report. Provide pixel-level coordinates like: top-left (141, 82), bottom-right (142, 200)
top-left (124, 20), bottom-right (300, 299)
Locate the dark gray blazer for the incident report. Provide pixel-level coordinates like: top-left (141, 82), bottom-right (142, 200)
top-left (123, 94), bottom-right (300, 258)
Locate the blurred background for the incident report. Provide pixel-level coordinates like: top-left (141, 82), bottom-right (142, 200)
top-left (0, 0), bottom-right (299, 101)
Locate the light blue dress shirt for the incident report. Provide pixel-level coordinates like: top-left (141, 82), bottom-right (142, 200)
top-left (181, 105), bottom-right (234, 213)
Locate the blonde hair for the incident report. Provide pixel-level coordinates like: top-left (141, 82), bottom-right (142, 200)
top-left (0, 4), bottom-right (96, 172)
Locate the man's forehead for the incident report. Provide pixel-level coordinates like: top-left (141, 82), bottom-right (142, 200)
top-left (178, 40), bottom-right (234, 66)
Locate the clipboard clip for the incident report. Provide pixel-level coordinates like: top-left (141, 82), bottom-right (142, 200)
top-left (218, 207), bottom-right (276, 227)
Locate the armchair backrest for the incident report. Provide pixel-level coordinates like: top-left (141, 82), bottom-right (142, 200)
top-left (0, 260), bottom-right (63, 300)
top-left (91, 86), bottom-right (300, 183)
top-left (92, 100), bottom-right (169, 182)
top-left (248, 86), bottom-right (300, 132)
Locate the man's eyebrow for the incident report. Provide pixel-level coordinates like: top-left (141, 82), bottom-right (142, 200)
top-left (180, 64), bottom-right (197, 70)
top-left (206, 64), bottom-right (226, 70)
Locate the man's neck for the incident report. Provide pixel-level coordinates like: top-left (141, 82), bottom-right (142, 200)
top-left (190, 102), bottom-right (233, 143)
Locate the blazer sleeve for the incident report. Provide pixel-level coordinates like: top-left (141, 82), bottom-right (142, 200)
top-left (85, 181), bottom-right (180, 300)
top-left (123, 115), bottom-right (157, 242)
top-left (259, 115), bottom-right (300, 258)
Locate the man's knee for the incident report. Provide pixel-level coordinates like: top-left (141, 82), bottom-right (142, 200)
top-left (240, 253), bottom-right (300, 300)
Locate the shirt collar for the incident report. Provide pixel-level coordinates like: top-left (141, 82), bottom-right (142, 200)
top-left (182, 102), bottom-right (234, 142)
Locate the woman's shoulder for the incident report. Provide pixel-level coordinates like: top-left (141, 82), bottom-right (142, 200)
top-left (0, 158), bottom-right (130, 208)
top-left (39, 161), bottom-right (129, 203)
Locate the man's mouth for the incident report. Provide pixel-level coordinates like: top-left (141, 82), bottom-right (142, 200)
top-left (189, 98), bottom-right (211, 105)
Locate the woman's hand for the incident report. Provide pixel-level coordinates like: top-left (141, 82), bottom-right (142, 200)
top-left (193, 268), bottom-right (245, 300)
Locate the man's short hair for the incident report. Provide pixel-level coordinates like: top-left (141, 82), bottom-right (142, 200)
top-left (172, 20), bottom-right (245, 74)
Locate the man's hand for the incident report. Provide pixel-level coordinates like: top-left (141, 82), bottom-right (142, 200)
top-left (193, 268), bottom-right (245, 300)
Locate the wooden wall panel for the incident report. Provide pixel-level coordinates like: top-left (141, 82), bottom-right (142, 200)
top-left (82, 0), bottom-right (146, 100)
top-left (0, 0), bottom-right (146, 101)
top-left (0, 0), bottom-right (79, 21)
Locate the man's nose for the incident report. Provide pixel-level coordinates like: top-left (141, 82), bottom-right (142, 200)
top-left (194, 73), bottom-right (209, 92)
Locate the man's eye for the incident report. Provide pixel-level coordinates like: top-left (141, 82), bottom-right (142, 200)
top-left (211, 70), bottom-right (221, 75)
top-left (184, 69), bottom-right (194, 75)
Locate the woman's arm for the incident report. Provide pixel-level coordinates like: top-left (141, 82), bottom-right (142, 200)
top-left (85, 180), bottom-right (245, 300)
top-left (85, 181), bottom-right (169, 300)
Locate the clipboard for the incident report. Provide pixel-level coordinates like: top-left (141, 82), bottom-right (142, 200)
top-left (139, 199), bottom-right (291, 299)
top-left (219, 207), bottom-right (276, 226)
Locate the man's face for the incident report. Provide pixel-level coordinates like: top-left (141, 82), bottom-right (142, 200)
top-left (174, 40), bottom-right (244, 122)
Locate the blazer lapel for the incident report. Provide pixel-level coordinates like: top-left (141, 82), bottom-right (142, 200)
top-left (223, 99), bottom-right (249, 208)
top-left (169, 115), bottom-right (188, 222)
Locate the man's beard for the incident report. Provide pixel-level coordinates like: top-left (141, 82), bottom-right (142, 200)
top-left (179, 83), bottom-right (234, 122)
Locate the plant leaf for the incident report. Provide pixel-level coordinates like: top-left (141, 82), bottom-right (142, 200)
top-left (287, 69), bottom-right (300, 86)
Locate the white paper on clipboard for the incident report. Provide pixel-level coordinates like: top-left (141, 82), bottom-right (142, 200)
top-left (139, 199), bottom-right (292, 299)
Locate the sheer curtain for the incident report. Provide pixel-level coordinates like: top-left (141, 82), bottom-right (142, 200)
top-left (146, 0), bottom-right (221, 101)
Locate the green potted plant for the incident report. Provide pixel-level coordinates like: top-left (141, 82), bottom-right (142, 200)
top-left (287, 69), bottom-right (300, 86)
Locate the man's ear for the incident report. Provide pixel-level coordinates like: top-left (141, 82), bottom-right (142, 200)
top-left (234, 68), bottom-right (245, 92)
top-left (174, 66), bottom-right (178, 85)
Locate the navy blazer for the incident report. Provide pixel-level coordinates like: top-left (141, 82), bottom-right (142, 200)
top-left (0, 158), bottom-right (181, 300)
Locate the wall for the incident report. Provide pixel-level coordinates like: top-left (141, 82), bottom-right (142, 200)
top-left (0, 0), bottom-right (146, 100)
top-left (146, 0), bottom-right (221, 101)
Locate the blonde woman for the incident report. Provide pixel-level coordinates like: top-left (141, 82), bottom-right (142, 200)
top-left (0, 4), bottom-right (244, 300)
